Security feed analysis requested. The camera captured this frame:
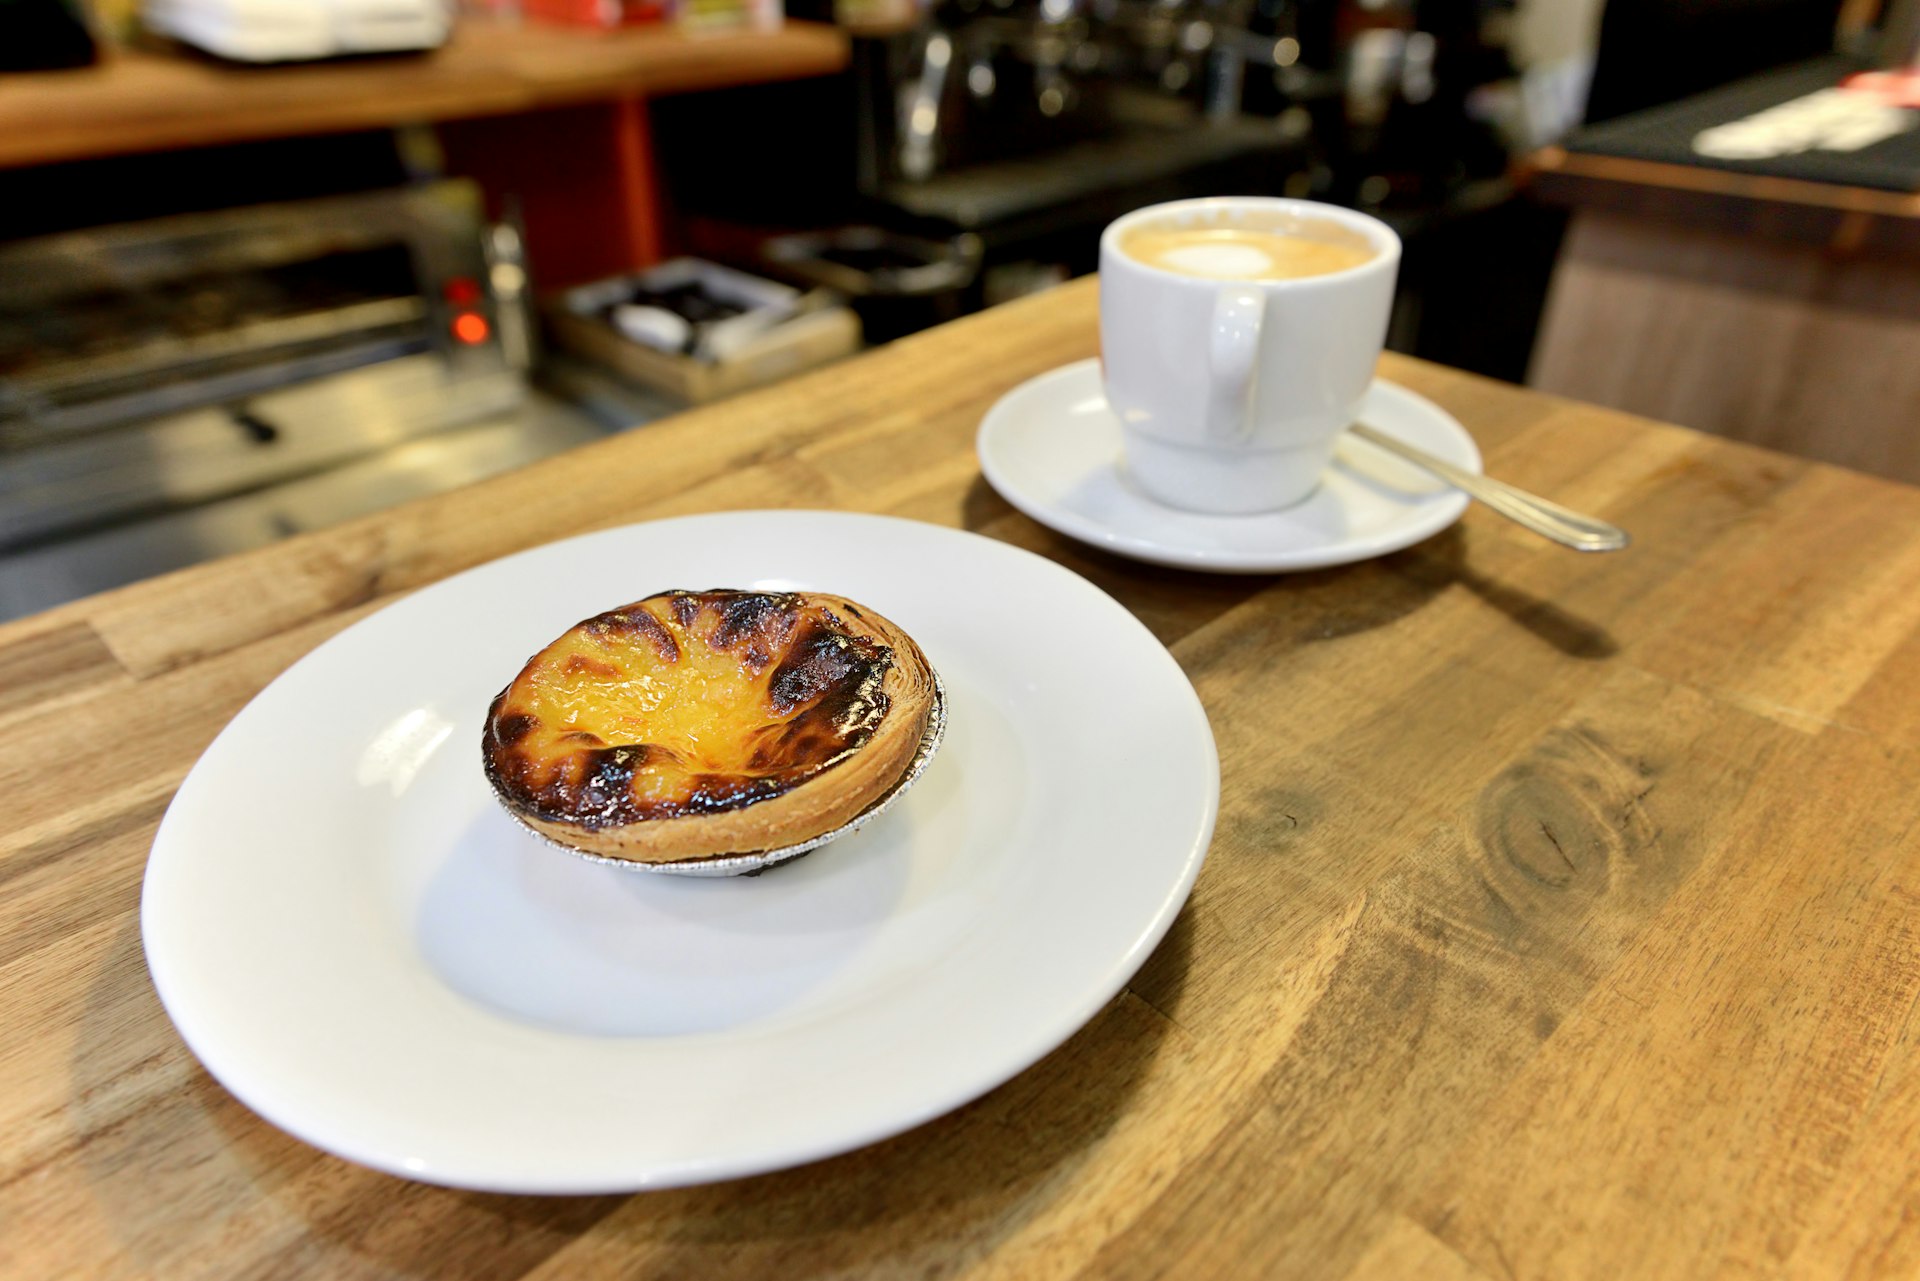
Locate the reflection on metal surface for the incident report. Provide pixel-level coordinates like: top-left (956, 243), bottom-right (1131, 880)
top-left (0, 355), bottom-right (526, 552)
top-left (0, 180), bottom-right (574, 622)
top-left (1, 297), bottom-right (428, 440)
top-left (0, 391), bottom-right (612, 623)
top-left (900, 31), bottom-right (956, 182)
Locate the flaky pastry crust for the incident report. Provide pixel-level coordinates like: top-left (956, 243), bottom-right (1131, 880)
top-left (483, 590), bottom-right (938, 864)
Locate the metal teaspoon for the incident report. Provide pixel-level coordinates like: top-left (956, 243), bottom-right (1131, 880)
top-left (1347, 422), bottom-right (1631, 553)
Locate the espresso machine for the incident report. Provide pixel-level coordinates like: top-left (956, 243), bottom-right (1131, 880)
top-left (660, 0), bottom-right (1532, 358)
top-left (844, 0), bottom-right (1315, 282)
top-left (834, 0), bottom-right (1519, 214)
top-left (663, 0), bottom-right (1317, 333)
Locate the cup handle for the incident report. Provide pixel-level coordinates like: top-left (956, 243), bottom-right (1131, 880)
top-left (1205, 286), bottom-right (1264, 442)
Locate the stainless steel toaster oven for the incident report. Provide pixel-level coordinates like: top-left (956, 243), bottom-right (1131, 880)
top-left (0, 179), bottom-right (608, 621)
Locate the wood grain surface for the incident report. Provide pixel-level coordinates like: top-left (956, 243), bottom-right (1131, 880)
top-left (0, 21), bottom-right (849, 171)
top-left (1526, 145), bottom-right (1920, 256)
top-left (5, 277), bottom-right (1920, 1279)
top-left (1529, 210), bottom-right (1920, 485)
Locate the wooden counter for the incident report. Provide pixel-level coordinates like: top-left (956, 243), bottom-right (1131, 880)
top-left (1528, 144), bottom-right (1920, 250)
top-left (1524, 144), bottom-right (1920, 485)
top-left (6, 277), bottom-right (1920, 1278)
top-left (0, 20), bottom-right (849, 171)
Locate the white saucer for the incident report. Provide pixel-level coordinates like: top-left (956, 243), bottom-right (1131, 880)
top-left (977, 358), bottom-right (1481, 573)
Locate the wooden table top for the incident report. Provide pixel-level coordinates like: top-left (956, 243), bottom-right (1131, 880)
top-left (6, 276), bottom-right (1920, 1279)
top-left (0, 20), bottom-right (849, 171)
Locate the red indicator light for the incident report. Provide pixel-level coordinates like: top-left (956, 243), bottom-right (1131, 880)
top-left (443, 276), bottom-right (483, 306)
top-left (451, 312), bottom-right (491, 345)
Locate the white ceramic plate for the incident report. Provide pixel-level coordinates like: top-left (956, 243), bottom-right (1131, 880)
top-left (977, 358), bottom-right (1480, 573)
top-left (142, 511), bottom-right (1218, 1193)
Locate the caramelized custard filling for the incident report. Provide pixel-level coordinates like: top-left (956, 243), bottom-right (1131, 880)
top-left (485, 591), bottom-right (894, 830)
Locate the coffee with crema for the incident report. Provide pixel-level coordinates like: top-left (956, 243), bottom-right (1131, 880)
top-left (1121, 222), bottom-right (1376, 281)
top-left (1102, 197), bottom-right (1400, 513)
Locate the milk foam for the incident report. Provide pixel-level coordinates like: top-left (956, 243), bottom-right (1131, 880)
top-left (1159, 242), bottom-right (1276, 278)
top-left (1120, 222), bottom-right (1377, 281)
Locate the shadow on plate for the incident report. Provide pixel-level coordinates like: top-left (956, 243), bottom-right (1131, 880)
top-left (70, 920), bottom-right (628, 1278)
top-left (412, 678), bottom-right (1009, 1039)
top-left (71, 905), bottom-right (1191, 1276)
top-left (585, 906), bottom-right (1197, 1270)
top-left (414, 782), bottom-right (933, 1039)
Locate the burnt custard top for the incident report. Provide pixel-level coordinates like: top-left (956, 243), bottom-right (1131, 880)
top-left (484, 590), bottom-right (908, 833)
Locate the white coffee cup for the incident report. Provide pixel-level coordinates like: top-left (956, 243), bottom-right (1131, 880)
top-left (1099, 197), bottom-right (1402, 513)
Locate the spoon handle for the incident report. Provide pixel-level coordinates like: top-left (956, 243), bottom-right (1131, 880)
top-left (1348, 422), bottom-right (1631, 553)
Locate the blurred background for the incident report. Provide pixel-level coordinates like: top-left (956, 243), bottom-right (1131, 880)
top-left (2, 0), bottom-right (1917, 619)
